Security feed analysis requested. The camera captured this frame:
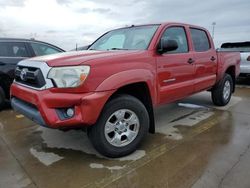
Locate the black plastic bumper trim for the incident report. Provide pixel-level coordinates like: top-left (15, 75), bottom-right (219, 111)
top-left (11, 97), bottom-right (47, 127)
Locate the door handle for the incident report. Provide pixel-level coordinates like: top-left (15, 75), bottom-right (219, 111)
top-left (187, 58), bottom-right (195, 64)
top-left (211, 56), bottom-right (216, 61)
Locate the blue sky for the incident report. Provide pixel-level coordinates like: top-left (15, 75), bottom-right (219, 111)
top-left (0, 0), bottom-right (249, 50)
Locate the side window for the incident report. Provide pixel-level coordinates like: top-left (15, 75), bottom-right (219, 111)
top-left (161, 27), bottom-right (188, 53)
top-left (30, 43), bottom-right (61, 56)
top-left (0, 42), bottom-right (9, 56)
top-left (190, 28), bottom-right (210, 52)
top-left (0, 42), bottom-right (28, 57)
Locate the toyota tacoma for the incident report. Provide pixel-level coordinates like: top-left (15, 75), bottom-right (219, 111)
top-left (11, 23), bottom-right (240, 157)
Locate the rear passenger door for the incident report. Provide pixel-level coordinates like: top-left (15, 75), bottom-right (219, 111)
top-left (190, 28), bottom-right (217, 92)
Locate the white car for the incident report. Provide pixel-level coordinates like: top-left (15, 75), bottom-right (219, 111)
top-left (221, 42), bottom-right (250, 77)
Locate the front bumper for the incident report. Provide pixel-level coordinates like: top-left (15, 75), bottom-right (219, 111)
top-left (11, 83), bottom-right (114, 129)
top-left (11, 97), bottom-right (47, 127)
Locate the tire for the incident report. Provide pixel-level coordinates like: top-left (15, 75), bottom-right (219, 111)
top-left (88, 94), bottom-right (149, 158)
top-left (0, 86), bottom-right (5, 110)
top-left (211, 74), bottom-right (233, 106)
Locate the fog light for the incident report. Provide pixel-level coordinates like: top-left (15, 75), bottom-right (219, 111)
top-left (66, 108), bottom-right (74, 117)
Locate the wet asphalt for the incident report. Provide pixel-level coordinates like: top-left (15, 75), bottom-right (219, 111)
top-left (0, 78), bottom-right (250, 188)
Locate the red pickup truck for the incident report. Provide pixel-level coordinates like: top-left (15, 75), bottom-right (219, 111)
top-left (11, 23), bottom-right (240, 157)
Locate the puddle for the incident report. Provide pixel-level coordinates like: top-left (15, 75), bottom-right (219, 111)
top-left (214, 96), bottom-right (242, 110)
top-left (0, 122), bottom-right (4, 130)
top-left (38, 127), bottom-right (97, 155)
top-left (16, 114), bottom-right (24, 119)
top-left (236, 85), bottom-right (250, 89)
top-left (37, 127), bottom-right (146, 161)
top-left (156, 111), bottom-right (214, 140)
top-left (12, 174), bottom-right (32, 188)
top-left (18, 177), bottom-right (32, 188)
top-left (117, 150), bottom-right (145, 161)
top-left (30, 147), bottom-right (64, 166)
top-left (178, 103), bottom-right (208, 109)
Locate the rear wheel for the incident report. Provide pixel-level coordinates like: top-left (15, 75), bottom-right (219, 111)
top-left (212, 74), bottom-right (233, 106)
top-left (0, 86), bottom-right (5, 110)
top-left (88, 95), bottom-right (149, 158)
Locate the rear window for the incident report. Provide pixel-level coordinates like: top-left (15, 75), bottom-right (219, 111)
top-left (0, 42), bottom-right (29, 57)
top-left (221, 42), bottom-right (250, 52)
top-left (190, 28), bottom-right (210, 52)
top-left (30, 42), bottom-right (62, 56)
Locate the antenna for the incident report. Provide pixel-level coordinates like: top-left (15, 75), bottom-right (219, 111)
top-left (212, 22), bottom-right (216, 39)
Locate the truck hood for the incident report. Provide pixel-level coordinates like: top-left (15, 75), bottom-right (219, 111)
top-left (29, 50), bottom-right (142, 67)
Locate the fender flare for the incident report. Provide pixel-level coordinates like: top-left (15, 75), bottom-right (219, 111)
top-left (95, 69), bottom-right (157, 104)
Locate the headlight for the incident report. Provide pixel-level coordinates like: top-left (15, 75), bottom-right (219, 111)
top-left (48, 65), bottom-right (90, 88)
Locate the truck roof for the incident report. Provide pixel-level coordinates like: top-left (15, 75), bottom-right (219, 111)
top-left (112, 22), bottom-right (209, 33)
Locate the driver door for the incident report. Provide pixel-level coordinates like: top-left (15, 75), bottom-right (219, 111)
top-left (156, 26), bottom-right (195, 104)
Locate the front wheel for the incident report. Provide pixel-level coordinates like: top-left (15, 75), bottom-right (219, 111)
top-left (88, 95), bottom-right (149, 158)
top-left (211, 74), bottom-right (233, 106)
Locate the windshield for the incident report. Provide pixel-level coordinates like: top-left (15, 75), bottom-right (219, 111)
top-left (89, 25), bottom-right (159, 51)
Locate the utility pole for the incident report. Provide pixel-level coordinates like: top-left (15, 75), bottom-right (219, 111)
top-left (212, 22), bottom-right (216, 39)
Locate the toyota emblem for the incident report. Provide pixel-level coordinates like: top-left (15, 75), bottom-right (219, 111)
top-left (20, 68), bottom-right (28, 81)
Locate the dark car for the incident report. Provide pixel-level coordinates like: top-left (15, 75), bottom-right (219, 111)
top-left (0, 38), bottom-right (64, 109)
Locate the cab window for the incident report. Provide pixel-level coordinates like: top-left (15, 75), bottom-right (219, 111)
top-left (190, 28), bottom-right (211, 52)
top-left (160, 27), bottom-right (189, 53)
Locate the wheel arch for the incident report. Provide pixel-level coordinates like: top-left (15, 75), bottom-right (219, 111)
top-left (95, 69), bottom-right (156, 133)
top-left (107, 82), bottom-right (155, 133)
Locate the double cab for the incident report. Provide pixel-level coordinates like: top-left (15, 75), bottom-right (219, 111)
top-left (11, 23), bottom-right (240, 157)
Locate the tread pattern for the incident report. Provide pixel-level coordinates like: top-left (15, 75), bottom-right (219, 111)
top-left (212, 74), bottom-right (233, 106)
top-left (88, 94), bottom-right (149, 158)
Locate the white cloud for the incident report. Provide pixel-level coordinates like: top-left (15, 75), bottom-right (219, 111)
top-left (0, 0), bottom-right (249, 50)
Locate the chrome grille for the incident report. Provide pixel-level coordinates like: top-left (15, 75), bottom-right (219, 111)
top-left (15, 66), bottom-right (46, 88)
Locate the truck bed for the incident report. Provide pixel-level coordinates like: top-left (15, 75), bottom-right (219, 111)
top-left (216, 51), bottom-right (241, 83)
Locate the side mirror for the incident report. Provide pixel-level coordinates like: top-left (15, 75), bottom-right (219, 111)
top-left (158, 39), bottom-right (178, 54)
top-left (247, 56), bottom-right (250, 61)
